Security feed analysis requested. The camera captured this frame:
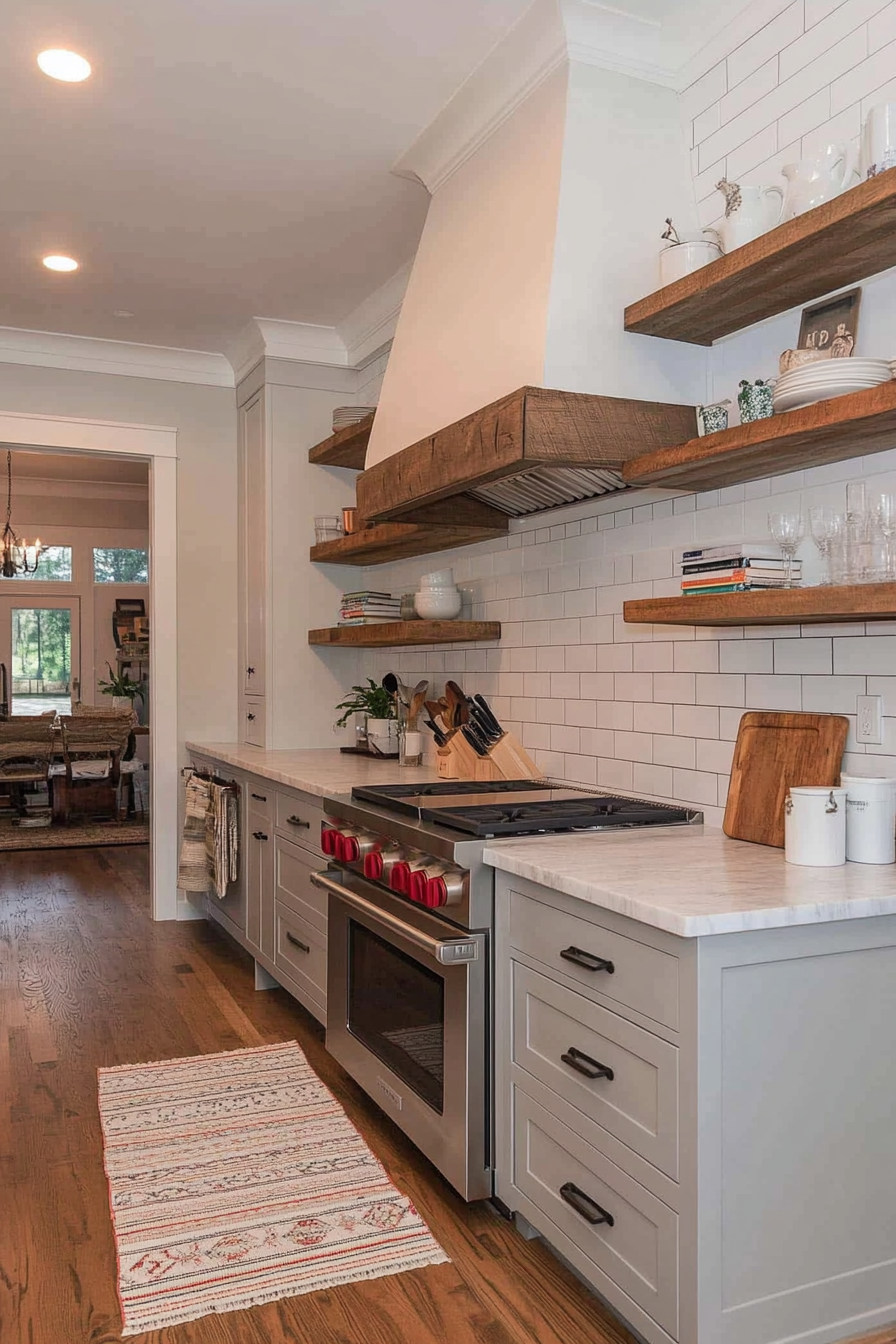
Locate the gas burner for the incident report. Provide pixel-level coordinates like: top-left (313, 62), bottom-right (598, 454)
top-left (421, 794), bottom-right (693, 837)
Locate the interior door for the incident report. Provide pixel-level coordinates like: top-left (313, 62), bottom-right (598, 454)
top-left (0, 596), bottom-right (82, 717)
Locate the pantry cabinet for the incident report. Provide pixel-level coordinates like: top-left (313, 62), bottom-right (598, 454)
top-left (495, 874), bottom-right (896, 1344)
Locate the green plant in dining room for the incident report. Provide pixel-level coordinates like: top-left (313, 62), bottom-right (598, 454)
top-left (334, 678), bottom-right (396, 727)
top-left (98, 663), bottom-right (146, 704)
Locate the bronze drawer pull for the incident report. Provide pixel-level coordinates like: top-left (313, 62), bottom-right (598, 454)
top-left (561, 1046), bottom-right (614, 1082)
top-left (560, 946), bottom-right (614, 974)
top-left (251, 793), bottom-right (267, 802)
top-left (252, 830), bottom-right (268, 842)
top-left (287, 815), bottom-right (310, 828)
top-left (285, 931), bottom-right (310, 954)
top-left (559, 1182), bottom-right (614, 1227)
top-left (247, 713), bottom-right (256, 722)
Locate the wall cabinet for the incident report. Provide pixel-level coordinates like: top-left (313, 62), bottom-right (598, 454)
top-left (496, 874), bottom-right (896, 1344)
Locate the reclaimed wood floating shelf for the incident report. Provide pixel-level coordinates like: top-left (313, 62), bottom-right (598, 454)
top-left (624, 582), bottom-right (896, 628)
top-left (624, 168), bottom-right (896, 345)
top-left (308, 620), bottom-right (502, 648)
top-left (309, 519), bottom-right (507, 566)
top-left (622, 381), bottom-right (896, 492)
top-left (307, 413), bottom-right (374, 469)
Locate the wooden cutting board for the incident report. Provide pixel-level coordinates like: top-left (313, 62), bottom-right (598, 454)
top-left (723, 711), bottom-right (849, 848)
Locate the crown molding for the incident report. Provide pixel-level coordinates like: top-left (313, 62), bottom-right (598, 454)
top-left (392, 0), bottom-right (567, 194)
top-left (15, 476), bottom-right (149, 502)
top-left (337, 261), bottom-right (411, 367)
top-left (0, 326), bottom-right (232, 387)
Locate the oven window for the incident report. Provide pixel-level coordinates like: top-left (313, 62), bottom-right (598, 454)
top-left (347, 920), bottom-right (445, 1114)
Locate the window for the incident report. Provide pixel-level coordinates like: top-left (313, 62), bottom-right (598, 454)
top-left (93, 548), bottom-right (149, 583)
top-left (0, 545), bottom-right (72, 581)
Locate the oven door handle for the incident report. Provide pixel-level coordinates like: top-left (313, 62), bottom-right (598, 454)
top-left (310, 870), bottom-right (479, 966)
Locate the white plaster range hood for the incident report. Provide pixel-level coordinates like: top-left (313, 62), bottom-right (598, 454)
top-left (357, 0), bottom-right (706, 519)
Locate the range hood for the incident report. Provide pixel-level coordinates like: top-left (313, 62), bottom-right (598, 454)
top-left (356, 386), bottom-right (696, 526)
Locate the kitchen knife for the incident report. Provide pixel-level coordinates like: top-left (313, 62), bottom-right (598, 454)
top-left (474, 694), bottom-right (504, 737)
top-left (425, 716), bottom-right (448, 747)
top-left (469, 703), bottom-right (500, 744)
top-left (461, 724), bottom-right (488, 758)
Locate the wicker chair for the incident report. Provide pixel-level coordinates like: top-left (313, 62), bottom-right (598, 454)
top-left (53, 714), bottom-right (134, 824)
top-left (0, 716), bottom-right (56, 816)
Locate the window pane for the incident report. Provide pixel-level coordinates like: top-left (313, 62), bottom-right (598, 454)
top-left (11, 606), bottom-right (73, 716)
top-left (93, 548), bottom-right (149, 583)
top-left (0, 545), bottom-right (72, 581)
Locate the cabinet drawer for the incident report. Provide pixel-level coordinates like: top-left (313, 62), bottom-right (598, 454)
top-left (509, 891), bottom-right (679, 1029)
top-left (514, 1088), bottom-right (678, 1338)
top-left (275, 904), bottom-right (327, 1006)
top-left (275, 837), bottom-right (327, 935)
top-left (513, 962), bottom-right (678, 1179)
top-left (246, 781), bottom-right (273, 819)
top-left (243, 696), bottom-right (265, 748)
top-left (275, 791), bottom-right (323, 856)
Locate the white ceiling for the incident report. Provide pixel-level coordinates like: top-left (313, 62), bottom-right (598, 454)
top-left (1, 0), bottom-right (533, 354)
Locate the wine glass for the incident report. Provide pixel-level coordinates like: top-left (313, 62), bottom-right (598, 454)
top-left (808, 505), bottom-right (841, 586)
top-left (768, 512), bottom-right (805, 588)
top-left (874, 493), bottom-right (896, 581)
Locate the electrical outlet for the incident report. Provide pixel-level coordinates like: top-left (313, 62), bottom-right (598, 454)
top-left (856, 694), bottom-right (882, 745)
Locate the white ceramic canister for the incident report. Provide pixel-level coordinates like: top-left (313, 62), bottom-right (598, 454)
top-left (420, 568), bottom-right (454, 589)
top-left (784, 787), bottom-right (847, 867)
top-left (659, 234), bottom-right (722, 286)
top-left (840, 774), bottom-right (896, 864)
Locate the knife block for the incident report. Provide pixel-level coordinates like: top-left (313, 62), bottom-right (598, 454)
top-left (436, 729), bottom-right (543, 782)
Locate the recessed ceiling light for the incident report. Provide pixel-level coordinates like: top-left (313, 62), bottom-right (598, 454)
top-left (43, 255), bottom-right (79, 272)
top-left (113, 309), bottom-right (134, 318)
top-left (37, 49), bottom-right (91, 82)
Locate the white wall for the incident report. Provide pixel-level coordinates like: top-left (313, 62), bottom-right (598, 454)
top-left (0, 364), bottom-right (238, 761)
top-left (366, 64), bottom-right (569, 466)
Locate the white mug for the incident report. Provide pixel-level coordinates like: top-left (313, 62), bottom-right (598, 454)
top-left (841, 774), bottom-right (896, 864)
top-left (659, 234), bottom-right (722, 286)
top-left (784, 787), bottom-right (847, 866)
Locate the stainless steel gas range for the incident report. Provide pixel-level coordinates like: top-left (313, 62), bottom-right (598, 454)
top-left (311, 781), bottom-right (701, 1201)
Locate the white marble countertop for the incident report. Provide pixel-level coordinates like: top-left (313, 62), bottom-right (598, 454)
top-left (185, 742), bottom-right (440, 798)
top-left (483, 827), bottom-right (896, 937)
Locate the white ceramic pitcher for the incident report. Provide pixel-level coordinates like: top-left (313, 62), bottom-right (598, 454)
top-left (781, 144), bottom-right (860, 217)
top-left (716, 179), bottom-right (784, 252)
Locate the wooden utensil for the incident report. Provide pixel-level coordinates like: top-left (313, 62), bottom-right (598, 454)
top-left (445, 681), bottom-right (470, 728)
top-left (407, 680), bottom-right (428, 730)
top-left (723, 711), bottom-right (849, 848)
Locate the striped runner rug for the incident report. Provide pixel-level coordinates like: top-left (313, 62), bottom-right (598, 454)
top-left (98, 1040), bottom-right (449, 1335)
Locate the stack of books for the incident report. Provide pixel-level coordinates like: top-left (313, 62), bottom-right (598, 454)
top-left (338, 591), bottom-right (401, 625)
top-left (679, 545), bottom-right (801, 595)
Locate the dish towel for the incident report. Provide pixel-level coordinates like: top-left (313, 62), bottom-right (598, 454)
top-left (206, 779), bottom-right (239, 898)
top-left (177, 770), bottom-right (211, 893)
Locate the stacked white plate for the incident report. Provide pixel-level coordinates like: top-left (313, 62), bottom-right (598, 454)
top-left (332, 405), bottom-right (376, 430)
top-left (772, 359), bottom-right (892, 414)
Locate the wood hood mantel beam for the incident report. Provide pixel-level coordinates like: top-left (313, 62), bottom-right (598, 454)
top-left (356, 386), bottom-right (697, 524)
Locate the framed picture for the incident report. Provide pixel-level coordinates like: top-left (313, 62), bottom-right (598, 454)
top-left (116, 598), bottom-right (146, 615)
top-left (797, 287), bottom-right (861, 357)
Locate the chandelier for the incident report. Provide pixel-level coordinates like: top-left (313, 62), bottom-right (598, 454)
top-left (1, 451), bottom-right (43, 577)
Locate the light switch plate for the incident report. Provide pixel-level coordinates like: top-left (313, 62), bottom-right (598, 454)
top-left (856, 694), bottom-right (882, 745)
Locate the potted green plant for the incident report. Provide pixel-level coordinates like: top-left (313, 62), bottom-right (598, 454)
top-left (335, 679), bottom-right (396, 754)
top-left (98, 663), bottom-right (146, 713)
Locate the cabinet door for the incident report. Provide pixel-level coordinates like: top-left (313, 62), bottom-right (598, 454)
top-left (245, 802), bottom-right (274, 957)
top-left (239, 390), bottom-right (267, 702)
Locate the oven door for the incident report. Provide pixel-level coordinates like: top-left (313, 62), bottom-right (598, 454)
top-left (313, 868), bottom-right (491, 1201)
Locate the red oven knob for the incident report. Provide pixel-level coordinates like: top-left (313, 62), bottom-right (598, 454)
top-left (409, 869), bottom-right (429, 902)
top-left (339, 834), bottom-right (361, 862)
top-left (321, 827), bottom-right (339, 856)
top-left (363, 851), bottom-right (384, 880)
top-left (390, 861), bottom-right (411, 894)
top-left (423, 876), bottom-right (448, 908)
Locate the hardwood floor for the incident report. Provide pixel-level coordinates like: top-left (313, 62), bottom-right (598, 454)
top-left (1, 847), bottom-right (894, 1344)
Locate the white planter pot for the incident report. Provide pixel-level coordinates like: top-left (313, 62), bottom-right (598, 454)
top-left (415, 587), bottom-right (463, 619)
top-left (111, 696), bottom-right (132, 712)
top-left (366, 718), bottom-right (397, 755)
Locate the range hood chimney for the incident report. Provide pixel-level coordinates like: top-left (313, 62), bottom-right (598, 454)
top-left (360, 0), bottom-right (706, 519)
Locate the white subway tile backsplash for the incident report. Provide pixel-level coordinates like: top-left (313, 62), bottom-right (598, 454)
top-left (634, 642), bottom-right (674, 672)
top-left (777, 85), bottom-right (831, 143)
top-left (674, 704), bottom-right (721, 738)
top-left (720, 55), bottom-right (780, 126)
top-left (834, 636), bottom-right (896, 674)
top-left (654, 671), bottom-right (697, 703)
top-left (634, 702), bottom-right (675, 734)
top-left (869, 0), bottom-right (896, 51)
top-left (695, 672), bottom-right (747, 706)
top-left (673, 641), bottom-right (720, 673)
top-left (745, 673), bottom-right (803, 709)
top-left (801, 674), bottom-right (866, 712)
top-left (728, 1), bottom-right (804, 87)
top-left (681, 61), bottom-right (728, 122)
top-left (719, 639), bottom-right (774, 673)
top-left (831, 35), bottom-right (896, 111)
top-left (773, 636), bottom-right (833, 673)
top-left (654, 734), bottom-right (697, 769)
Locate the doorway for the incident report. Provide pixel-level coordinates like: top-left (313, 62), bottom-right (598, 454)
top-left (0, 596), bottom-right (81, 716)
top-left (0, 409), bottom-right (177, 919)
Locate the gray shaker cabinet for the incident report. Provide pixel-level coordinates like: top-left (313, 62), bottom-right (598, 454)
top-left (495, 872), bottom-right (896, 1344)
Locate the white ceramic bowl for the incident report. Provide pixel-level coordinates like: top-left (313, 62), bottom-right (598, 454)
top-left (414, 588), bottom-right (462, 619)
